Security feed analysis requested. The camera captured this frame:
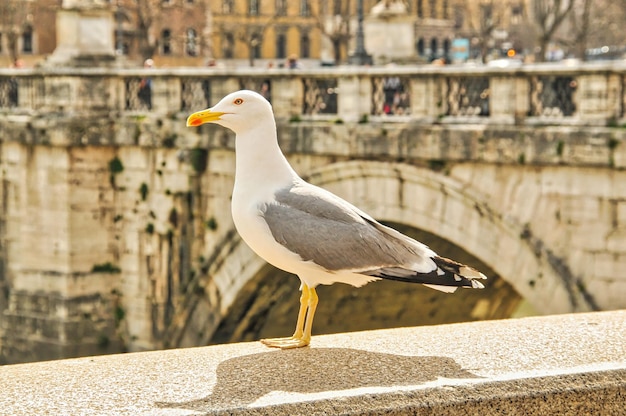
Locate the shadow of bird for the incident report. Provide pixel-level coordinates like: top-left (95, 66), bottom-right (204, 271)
top-left (157, 347), bottom-right (481, 412)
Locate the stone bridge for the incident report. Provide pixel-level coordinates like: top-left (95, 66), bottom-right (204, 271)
top-left (1, 64), bottom-right (626, 363)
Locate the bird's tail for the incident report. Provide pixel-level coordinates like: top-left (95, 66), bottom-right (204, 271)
top-left (361, 256), bottom-right (487, 293)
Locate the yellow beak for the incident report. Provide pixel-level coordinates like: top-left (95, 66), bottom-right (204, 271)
top-left (186, 109), bottom-right (225, 127)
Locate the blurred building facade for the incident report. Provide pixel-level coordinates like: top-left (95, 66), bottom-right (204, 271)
top-left (13, 0), bottom-right (616, 67)
top-left (1, 0), bottom-right (514, 66)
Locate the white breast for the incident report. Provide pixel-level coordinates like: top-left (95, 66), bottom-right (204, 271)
top-left (231, 194), bottom-right (303, 271)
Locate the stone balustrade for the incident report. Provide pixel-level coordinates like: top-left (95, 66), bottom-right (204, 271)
top-left (0, 61), bottom-right (625, 125)
top-left (0, 310), bottom-right (624, 415)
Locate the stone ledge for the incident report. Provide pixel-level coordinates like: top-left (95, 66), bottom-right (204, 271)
top-left (1, 310), bottom-right (625, 415)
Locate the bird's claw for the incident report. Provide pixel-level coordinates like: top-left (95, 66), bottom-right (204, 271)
top-left (260, 336), bottom-right (310, 349)
top-left (260, 285), bottom-right (317, 349)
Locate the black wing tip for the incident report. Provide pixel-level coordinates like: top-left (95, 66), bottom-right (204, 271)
top-left (361, 256), bottom-right (487, 289)
top-left (434, 256), bottom-right (487, 281)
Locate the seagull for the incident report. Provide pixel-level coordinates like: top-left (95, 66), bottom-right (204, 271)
top-left (187, 90), bottom-right (487, 349)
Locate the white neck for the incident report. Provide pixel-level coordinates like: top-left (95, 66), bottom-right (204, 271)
top-left (232, 117), bottom-right (299, 200)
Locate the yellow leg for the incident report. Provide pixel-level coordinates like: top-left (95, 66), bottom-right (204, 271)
top-left (261, 284), bottom-right (317, 349)
top-left (301, 287), bottom-right (318, 344)
top-left (291, 285), bottom-right (310, 339)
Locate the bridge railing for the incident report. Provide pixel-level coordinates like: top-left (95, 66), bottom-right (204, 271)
top-left (0, 62), bottom-right (625, 125)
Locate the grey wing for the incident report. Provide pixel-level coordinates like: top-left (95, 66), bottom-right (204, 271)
top-left (261, 183), bottom-right (438, 273)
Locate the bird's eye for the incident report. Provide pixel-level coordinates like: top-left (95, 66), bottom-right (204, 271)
top-left (233, 98), bottom-right (244, 105)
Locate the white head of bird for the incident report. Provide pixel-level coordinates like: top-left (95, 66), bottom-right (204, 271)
top-left (186, 90), bottom-right (274, 135)
top-left (186, 89), bottom-right (295, 189)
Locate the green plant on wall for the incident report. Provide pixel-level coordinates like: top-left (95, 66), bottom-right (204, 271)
top-left (205, 217), bottom-right (218, 231)
top-left (139, 182), bottom-right (149, 201)
top-left (92, 262), bottom-right (121, 273)
top-left (427, 159), bottom-right (446, 171)
top-left (608, 137), bottom-right (620, 167)
top-left (556, 140), bottom-right (564, 157)
top-left (108, 157), bottom-right (124, 188)
top-left (162, 134), bottom-right (177, 148)
top-left (189, 148), bottom-right (208, 173)
top-left (169, 208), bottom-right (178, 227)
top-left (114, 306), bottom-right (125, 325)
top-left (97, 334), bottom-right (110, 348)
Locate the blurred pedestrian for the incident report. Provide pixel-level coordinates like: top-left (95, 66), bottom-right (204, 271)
top-left (8, 59), bottom-right (25, 107)
top-left (259, 80), bottom-right (271, 102)
top-left (138, 58), bottom-right (154, 110)
top-left (287, 54), bottom-right (302, 69)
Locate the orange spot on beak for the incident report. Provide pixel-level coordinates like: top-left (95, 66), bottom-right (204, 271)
top-left (186, 110), bottom-right (225, 127)
top-left (188, 117), bottom-right (203, 127)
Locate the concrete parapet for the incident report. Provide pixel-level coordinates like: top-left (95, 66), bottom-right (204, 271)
top-left (0, 310), bottom-right (624, 415)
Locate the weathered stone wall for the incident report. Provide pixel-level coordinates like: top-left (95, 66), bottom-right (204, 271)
top-left (0, 114), bottom-right (214, 362)
top-left (1, 115), bottom-right (626, 363)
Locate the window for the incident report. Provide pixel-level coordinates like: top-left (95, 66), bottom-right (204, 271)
top-left (222, 0), bottom-right (233, 14)
top-left (162, 29), bottom-right (172, 55)
top-left (429, 0), bottom-right (436, 18)
top-left (417, 0), bottom-right (423, 17)
top-left (416, 38), bottom-right (424, 56)
top-left (333, 0), bottom-right (342, 15)
top-left (481, 4), bottom-right (493, 26)
top-left (223, 33), bottom-right (234, 58)
top-left (453, 7), bottom-right (464, 29)
top-left (300, 0), bottom-right (310, 16)
top-left (251, 33), bottom-right (261, 59)
top-left (249, 0), bottom-right (259, 15)
top-left (511, 3), bottom-right (523, 25)
top-left (22, 26), bottom-right (33, 53)
top-left (430, 37), bottom-right (438, 58)
top-left (186, 28), bottom-right (197, 56)
top-left (276, 0), bottom-right (287, 15)
top-left (300, 32), bottom-right (310, 59)
top-left (276, 32), bottom-right (286, 59)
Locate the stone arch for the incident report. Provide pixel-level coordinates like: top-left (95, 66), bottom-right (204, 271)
top-left (177, 161), bottom-right (589, 347)
top-left (303, 160), bottom-right (586, 315)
